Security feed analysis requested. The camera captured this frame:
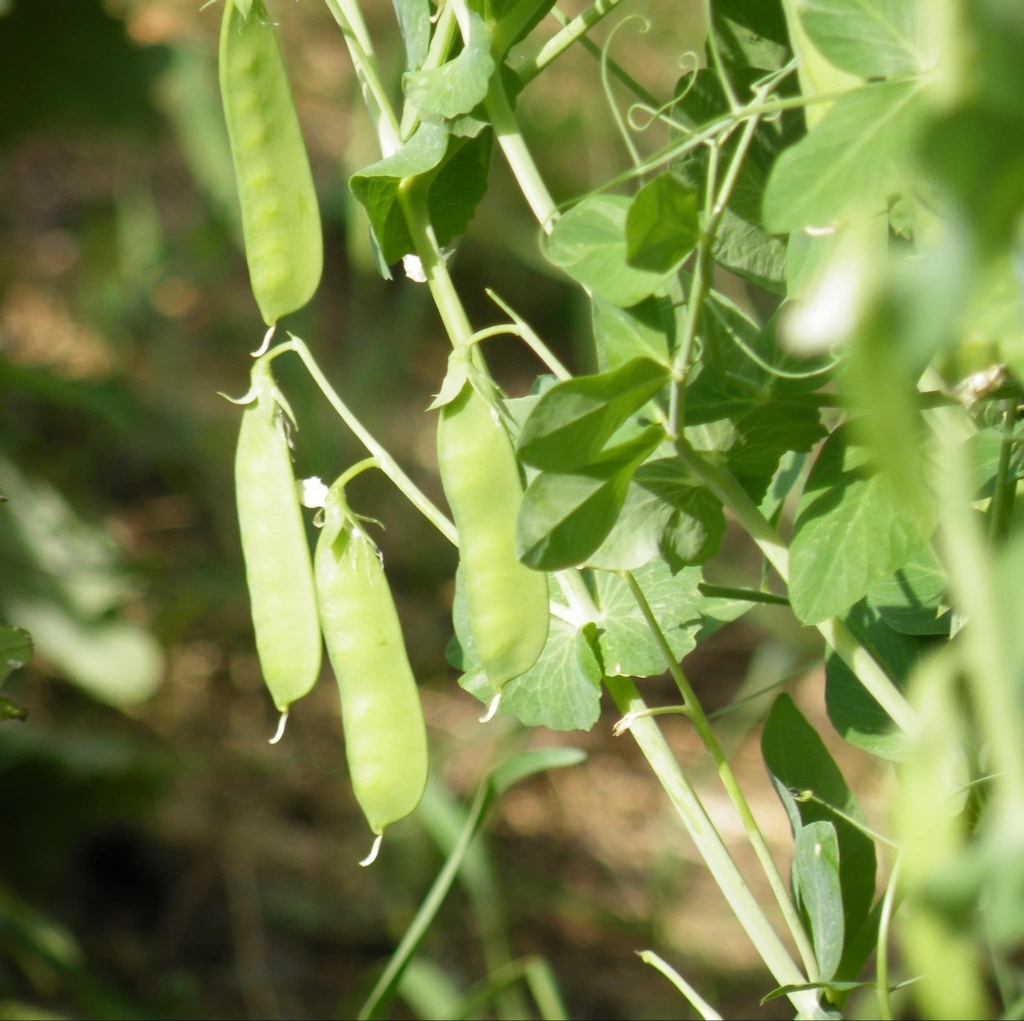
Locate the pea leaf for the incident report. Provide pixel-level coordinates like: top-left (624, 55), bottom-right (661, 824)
top-left (867, 542), bottom-right (951, 636)
top-left (592, 296), bottom-right (674, 371)
top-left (625, 173), bottom-right (700, 272)
top-left (793, 820), bottom-right (844, 983)
top-left (825, 600), bottom-right (916, 760)
top-left (350, 126), bottom-right (492, 265)
top-left (516, 358), bottom-right (670, 472)
top-left (591, 562), bottom-right (703, 678)
top-left (392, 0), bottom-right (431, 71)
top-left (762, 694), bottom-right (877, 983)
top-left (586, 460), bottom-right (725, 572)
top-left (762, 79), bottom-right (924, 233)
top-left (544, 195), bottom-right (670, 307)
top-left (517, 428), bottom-right (664, 571)
top-left (710, 0), bottom-right (791, 72)
top-left (453, 575), bottom-right (603, 731)
top-left (789, 425), bottom-right (935, 625)
top-left (404, 11), bottom-right (494, 122)
top-left (795, 0), bottom-right (923, 79)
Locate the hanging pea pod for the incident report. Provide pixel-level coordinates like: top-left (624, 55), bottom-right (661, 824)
top-left (219, 0), bottom-right (323, 325)
top-left (234, 357), bottom-right (322, 716)
top-left (315, 476), bottom-right (429, 857)
top-left (435, 355), bottom-right (550, 693)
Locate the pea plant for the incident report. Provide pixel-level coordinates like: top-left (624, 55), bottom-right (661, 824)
top-left (215, 0), bottom-right (1024, 1016)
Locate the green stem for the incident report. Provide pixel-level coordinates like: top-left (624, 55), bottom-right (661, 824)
top-left (675, 440), bottom-right (919, 736)
top-left (988, 398), bottom-right (1017, 542)
top-left (933, 407), bottom-right (1024, 810)
top-left (697, 583), bottom-right (789, 607)
top-left (322, 0), bottom-right (402, 153)
top-left (604, 675), bottom-right (817, 1015)
top-left (621, 572), bottom-right (820, 981)
top-left (876, 855), bottom-right (902, 1021)
top-left (397, 177), bottom-right (475, 348)
top-left (516, 0), bottom-right (633, 86)
top-left (484, 71), bottom-right (559, 229)
top-left (271, 336), bottom-right (458, 546)
top-left (702, 0), bottom-right (738, 111)
top-left (637, 950), bottom-right (722, 1021)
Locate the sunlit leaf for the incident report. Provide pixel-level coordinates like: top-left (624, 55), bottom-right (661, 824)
top-left (544, 195), bottom-right (669, 307)
top-left (516, 358), bottom-right (669, 472)
top-left (796, 0), bottom-right (923, 78)
top-left (762, 79), bottom-right (923, 233)
top-left (625, 173), bottom-right (699, 273)
top-left (591, 562), bottom-right (703, 678)
top-left (404, 11), bottom-right (494, 121)
top-left (517, 428), bottom-right (663, 570)
top-left (789, 426), bottom-right (934, 624)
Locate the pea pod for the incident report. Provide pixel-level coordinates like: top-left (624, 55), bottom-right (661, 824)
top-left (437, 377), bottom-right (550, 690)
top-left (219, 0), bottom-right (323, 325)
top-left (315, 479), bottom-right (428, 846)
top-left (235, 358), bottom-right (322, 713)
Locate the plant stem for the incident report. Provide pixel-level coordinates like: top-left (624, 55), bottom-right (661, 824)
top-left (622, 572), bottom-right (820, 981)
top-left (272, 336), bottom-right (458, 546)
top-left (988, 397), bottom-right (1017, 542)
top-left (484, 71), bottom-right (559, 229)
top-left (697, 583), bottom-right (789, 607)
top-left (322, 0), bottom-right (402, 154)
top-left (637, 950), bottom-right (722, 1020)
top-left (604, 675), bottom-right (818, 1015)
top-left (517, 0), bottom-right (632, 86)
top-left (397, 176), bottom-right (475, 347)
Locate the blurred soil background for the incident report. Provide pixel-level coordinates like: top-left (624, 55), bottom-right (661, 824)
top-left (0, 1), bottom-right (892, 1017)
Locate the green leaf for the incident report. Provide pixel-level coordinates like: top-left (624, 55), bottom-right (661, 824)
top-left (793, 820), bottom-right (844, 982)
top-left (544, 195), bottom-right (670, 307)
top-left (488, 745), bottom-right (588, 798)
top-left (592, 562), bottom-right (703, 678)
top-left (517, 428), bottom-right (663, 571)
top-left (796, 0), bottom-right (923, 78)
top-left (516, 357), bottom-right (669, 471)
top-left (592, 297), bottom-right (674, 371)
top-left (625, 173), bottom-right (700, 272)
top-left (587, 460), bottom-right (725, 572)
top-left (762, 694), bottom-right (877, 980)
top-left (350, 123), bottom-right (449, 260)
top-left (452, 569), bottom-right (602, 730)
top-left (825, 600), bottom-right (916, 759)
top-left (789, 425), bottom-right (934, 624)
top-left (710, 0), bottom-right (791, 72)
top-left (762, 79), bottom-right (923, 233)
top-left (350, 126), bottom-right (492, 265)
top-left (392, 0), bottom-right (431, 71)
top-left (0, 623), bottom-right (32, 687)
top-left (403, 11), bottom-right (494, 121)
top-left (711, 206), bottom-right (788, 294)
top-left (867, 542), bottom-right (951, 636)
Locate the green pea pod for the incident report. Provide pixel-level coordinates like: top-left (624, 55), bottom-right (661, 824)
top-left (235, 359), bottom-right (322, 713)
top-left (220, 0), bottom-right (323, 325)
top-left (315, 481), bottom-right (428, 841)
top-left (437, 379), bottom-right (550, 691)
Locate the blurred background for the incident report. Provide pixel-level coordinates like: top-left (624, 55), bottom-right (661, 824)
top-left (0, 1), bottom-right (875, 1017)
